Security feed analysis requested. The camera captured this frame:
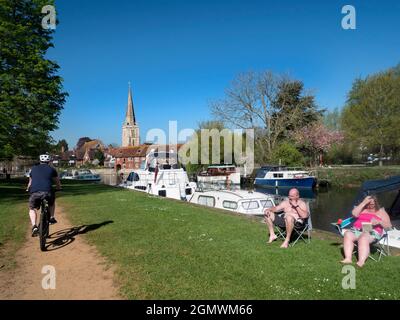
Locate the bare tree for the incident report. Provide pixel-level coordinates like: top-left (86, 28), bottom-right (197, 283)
top-left (211, 71), bottom-right (321, 160)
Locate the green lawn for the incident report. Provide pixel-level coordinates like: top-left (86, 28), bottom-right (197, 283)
top-left (1, 180), bottom-right (399, 299)
top-left (0, 179), bottom-right (30, 270)
top-left (55, 182), bottom-right (400, 300)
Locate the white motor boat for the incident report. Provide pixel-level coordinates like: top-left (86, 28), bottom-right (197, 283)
top-left (197, 165), bottom-right (241, 185)
top-left (61, 169), bottom-right (101, 181)
top-left (188, 189), bottom-right (276, 216)
top-left (124, 151), bottom-right (197, 201)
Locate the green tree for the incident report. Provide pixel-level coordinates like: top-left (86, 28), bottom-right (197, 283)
top-left (0, 0), bottom-right (67, 159)
top-left (53, 139), bottom-right (68, 153)
top-left (270, 142), bottom-right (304, 167)
top-left (94, 149), bottom-right (105, 166)
top-left (324, 107), bottom-right (342, 131)
top-left (342, 69), bottom-right (400, 165)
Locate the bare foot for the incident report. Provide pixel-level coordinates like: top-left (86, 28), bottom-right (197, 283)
top-left (356, 261), bottom-right (365, 268)
top-left (280, 242), bottom-right (289, 249)
top-left (340, 259), bottom-right (352, 264)
top-left (267, 236), bottom-right (278, 244)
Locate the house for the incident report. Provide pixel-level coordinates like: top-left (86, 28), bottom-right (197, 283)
top-left (111, 144), bottom-right (184, 171)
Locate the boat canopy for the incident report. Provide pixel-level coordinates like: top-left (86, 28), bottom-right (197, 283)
top-left (350, 175), bottom-right (400, 219)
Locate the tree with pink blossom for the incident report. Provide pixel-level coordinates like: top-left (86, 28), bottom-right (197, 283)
top-left (292, 122), bottom-right (344, 166)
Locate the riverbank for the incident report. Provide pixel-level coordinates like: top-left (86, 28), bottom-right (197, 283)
top-left (316, 166), bottom-right (400, 188)
top-left (1, 180), bottom-right (400, 299)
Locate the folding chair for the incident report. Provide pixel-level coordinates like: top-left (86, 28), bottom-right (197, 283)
top-left (332, 219), bottom-right (390, 262)
top-left (274, 203), bottom-right (312, 247)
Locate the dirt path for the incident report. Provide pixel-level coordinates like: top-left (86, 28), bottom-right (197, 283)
top-left (0, 206), bottom-right (122, 300)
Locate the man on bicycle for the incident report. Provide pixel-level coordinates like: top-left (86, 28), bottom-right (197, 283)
top-left (26, 154), bottom-right (61, 237)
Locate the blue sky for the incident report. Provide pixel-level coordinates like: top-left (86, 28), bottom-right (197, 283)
top-left (50, 0), bottom-right (400, 147)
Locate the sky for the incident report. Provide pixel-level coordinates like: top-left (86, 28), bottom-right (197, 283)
top-left (49, 0), bottom-right (400, 147)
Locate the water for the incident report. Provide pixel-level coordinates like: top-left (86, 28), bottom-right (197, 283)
top-left (255, 187), bottom-right (399, 232)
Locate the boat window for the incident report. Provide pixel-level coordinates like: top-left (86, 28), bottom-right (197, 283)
top-left (273, 173), bottom-right (284, 178)
top-left (198, 196), bottom-right (215, 207)
top-left (242, 201), bottom-right (259, 210)
top-left (223, 201), bottom-right (238, 210)
top-left (256, 168), bottom-right (268, 179)
top-left (260, 200), bottom-right (273, 209)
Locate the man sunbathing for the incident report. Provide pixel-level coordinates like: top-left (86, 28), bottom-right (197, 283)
top-left (264, 188), bottom-right (309, 248)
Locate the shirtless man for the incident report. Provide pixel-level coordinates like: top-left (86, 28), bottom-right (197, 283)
top-left (264, 188), bottom-right (309, 248)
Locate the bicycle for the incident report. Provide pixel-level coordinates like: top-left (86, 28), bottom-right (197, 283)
top-left (36, 189), bottom-right (60, 251)
top-left (38, 196), bottom-right (51, 251)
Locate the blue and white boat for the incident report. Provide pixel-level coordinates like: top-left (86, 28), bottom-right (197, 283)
top-left (255, 166), bottom-right (317, 189)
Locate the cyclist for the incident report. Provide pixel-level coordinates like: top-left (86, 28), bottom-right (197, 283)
top-left (26, 154), bottom-right (61, 237)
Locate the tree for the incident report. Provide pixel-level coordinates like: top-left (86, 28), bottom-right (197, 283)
top-left (0, 0), bottom-right (67, 159)
top-left (54, 139), bottom-right (68, 153)
top-left (270, 142), bottom-right (304, 167)
top-left (324, 107), bottom-right (342, 131)
top-left (210, 71), bottom-right (322, 161)
top-left (292, 122), bottom-right (344, 166)
top-left (76, 137), bottom-right (92, 150)
top-left (342, 69), bottom-right (400, 165)
top-left (94, 149), bottom-right (105, 166)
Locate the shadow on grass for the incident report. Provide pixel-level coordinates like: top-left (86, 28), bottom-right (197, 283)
top-left (44, 220), bottom-right (114, 251)
top-left (0, 179), bottom-right (122, 203)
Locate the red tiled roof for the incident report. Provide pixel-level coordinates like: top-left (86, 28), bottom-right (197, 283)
top-left (111, 144), bottom-right (184, 158)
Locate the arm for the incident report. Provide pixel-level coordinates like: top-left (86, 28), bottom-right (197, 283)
top-left (293, 200), bottom-right (309, 219)
top-left (352, 196), bottom-right (371, 217)
top-left (265, 201), bottom-right (287, 214)
top-left (374, 209), bottom-right (392, 230)
top-left (53, 177), bottom-right (62, 190)
top-left (26, 177), bottom-right (32, 192)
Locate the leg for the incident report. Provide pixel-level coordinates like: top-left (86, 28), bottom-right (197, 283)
top-left (341, 231), bottom-right (357, 264)
top-left (264, 212), bottom-right (277, 243)
top-left (49, 203), bottom-right (55, 218)
top-left (29, 208), bottom-right (37, 226)
top-left (356, 233), bottom-right (374, 268)
top-left (281, 215), bottom-right (294, 248)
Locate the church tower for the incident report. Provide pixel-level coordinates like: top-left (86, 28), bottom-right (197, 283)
top-left (122, 83), bottom-right (140, 147)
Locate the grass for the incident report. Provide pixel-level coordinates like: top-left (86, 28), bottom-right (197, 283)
top-left (316, 166), bottom-right (400, 188)
top-left (1, 179), bottom-right (400, 299)
top-left (0, 179), bottom-right (30, 270)
top-left (55, 182), bottom-right (400, 300)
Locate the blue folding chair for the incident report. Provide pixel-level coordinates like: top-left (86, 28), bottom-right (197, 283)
top-left (332, 217), bottom-right (390, 262)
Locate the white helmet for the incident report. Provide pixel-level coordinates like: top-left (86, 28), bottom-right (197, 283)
top-left (39, 154), bottom-right (51, 163)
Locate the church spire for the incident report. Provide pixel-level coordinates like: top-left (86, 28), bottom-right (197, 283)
top-left (125, 82), bottom-right (136, 125)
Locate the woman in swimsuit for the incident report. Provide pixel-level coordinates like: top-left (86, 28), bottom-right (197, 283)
top-left (341, 195), bottom-right (392, 267)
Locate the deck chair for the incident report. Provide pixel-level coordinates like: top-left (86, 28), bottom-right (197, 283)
top-left (274, 203), bottom-right (312, 247)
top-left (332, 218), bottom-right (390, 262)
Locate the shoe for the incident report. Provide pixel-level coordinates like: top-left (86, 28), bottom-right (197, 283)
top-left (31, 225), bottom-right (39, 237)
top-left (49, 217), bottom-right (58, 225)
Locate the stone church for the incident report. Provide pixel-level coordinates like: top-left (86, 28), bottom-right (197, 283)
top-left (111, 84), bottom-right (182, 171)
top-left (122, 83), bottom-right (140, 147)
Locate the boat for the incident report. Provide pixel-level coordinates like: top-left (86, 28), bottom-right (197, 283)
top-left (254, 165), bottom-right (317, 189)
top-left (124, 150), bottom-right (197, 201)
top-left (61, 169), bottom-right (101, 181)
top-left (197, 165), bottom-right (241, 185)
top-left (188, 189), bottom-right (276, 216)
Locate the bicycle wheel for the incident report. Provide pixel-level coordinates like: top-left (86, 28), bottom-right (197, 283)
top-left (39, 201), bottom-right (49, 251)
